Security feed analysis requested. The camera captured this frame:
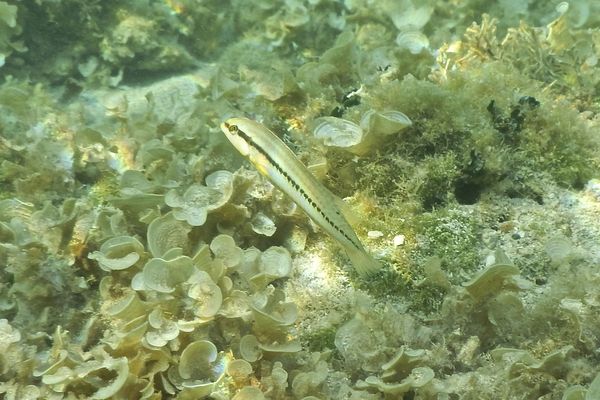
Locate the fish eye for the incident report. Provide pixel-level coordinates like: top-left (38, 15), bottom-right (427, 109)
top-left (228, 124), bottom-right (239, 135)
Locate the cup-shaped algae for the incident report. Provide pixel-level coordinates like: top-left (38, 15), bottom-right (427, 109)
top-left (187, 270), bottom-right (223, 318)
top-left (146, 212), bottom-right (191, 258)
top-left (88, 235), bottom-right (145, 271)
top-left (232, 386), bottom-right (266, 400)
top-left (249, 211), bottom-right (277, 237)
top-left (140, 255), bottom-right (194, 293)
top-left (210, 234), bottom-right (243, 269)
top-left (248, 246), bottom-right (292, 290)
top-left (360, 110), bottom-right (412, 136)
top-left (219, 290), bottom-right (250, 319)
top-left (226, 359), bottom-right (252, 386)
top-left (145, 308), bottom-right (179, 348)
top-left (313, 117), bottom-right (364, 150)
top-left (177, 340), bottom-right (229, 398)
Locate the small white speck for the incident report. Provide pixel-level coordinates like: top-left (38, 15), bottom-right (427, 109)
top-left (367, 230), bottom-right (384, 239)
top-left (392, 234), bottom-right (405, 246)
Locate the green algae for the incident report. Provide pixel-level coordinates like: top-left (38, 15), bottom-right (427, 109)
top-left (1, 1), bottom-right (600, 399)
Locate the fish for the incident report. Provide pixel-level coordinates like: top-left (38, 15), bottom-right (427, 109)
top-left (220, 117), bottom-right (381, 276)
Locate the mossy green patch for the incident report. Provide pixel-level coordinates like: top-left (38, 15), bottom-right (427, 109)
top-left (353, 266), bottom-right (411, 300)
top-left (89, 172), bottom-right (120, 205)
top-left (301, 326), bottom-right (338, 353)
top-left (413, 207), bottom-right (482, 282)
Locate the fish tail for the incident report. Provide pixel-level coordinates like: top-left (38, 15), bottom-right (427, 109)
top-left (345, 246), bottom-right (382, 276)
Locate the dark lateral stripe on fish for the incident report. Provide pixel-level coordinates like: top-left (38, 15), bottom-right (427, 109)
top-left (230, 122), bottom-right (362, 251)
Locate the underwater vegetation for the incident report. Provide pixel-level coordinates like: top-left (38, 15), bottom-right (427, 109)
top-left (1, 0), bottom-right (600, 399)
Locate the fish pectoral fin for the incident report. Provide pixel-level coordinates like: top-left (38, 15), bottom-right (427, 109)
top-left (332, 195), bottom-right (361, 227)
top-left (248, 151), bottom-right (271, 178)
top-left (307, 161), bottom-right (328, 181)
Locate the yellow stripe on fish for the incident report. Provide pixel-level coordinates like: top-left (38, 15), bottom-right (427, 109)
top-left (220, 117), bottom-right (381, 276)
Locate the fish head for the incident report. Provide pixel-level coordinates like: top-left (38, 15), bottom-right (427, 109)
top-left (220, 118), bottom-right (252, 157)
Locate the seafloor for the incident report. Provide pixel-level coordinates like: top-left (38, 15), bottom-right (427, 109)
top-left (1, 1), bottom-right (600, 399)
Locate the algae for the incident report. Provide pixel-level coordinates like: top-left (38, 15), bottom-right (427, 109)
top-left (1, 1), bottom-right (600, 399)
